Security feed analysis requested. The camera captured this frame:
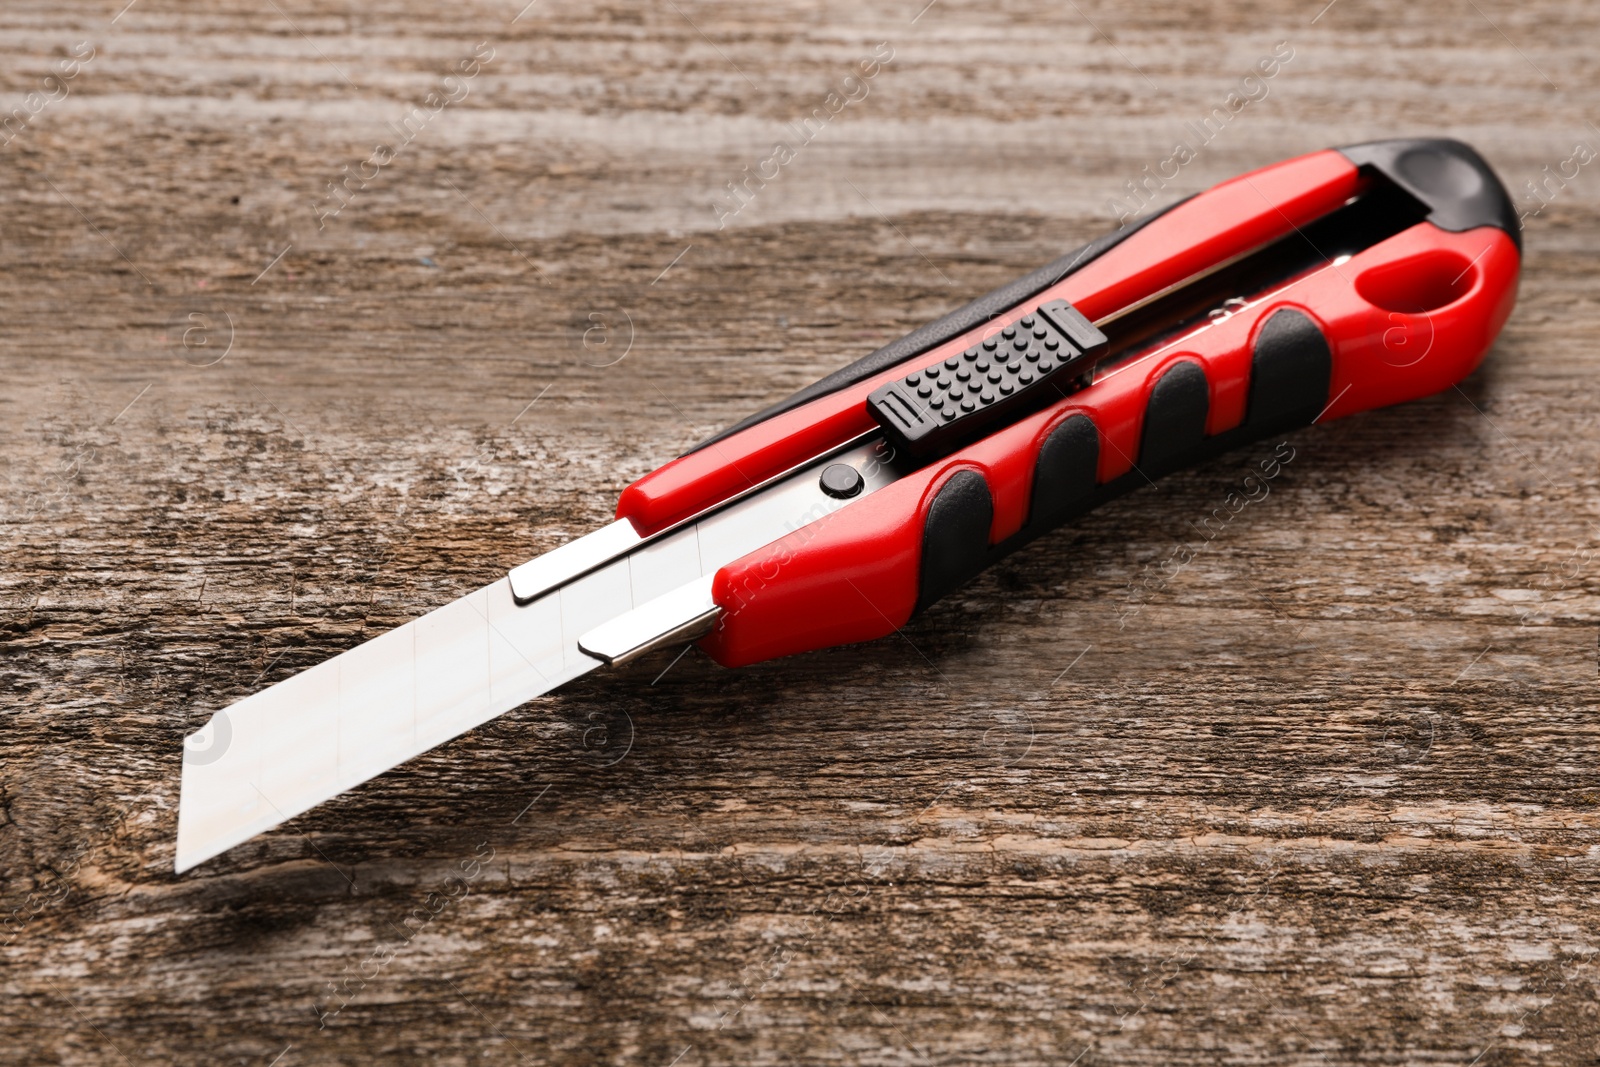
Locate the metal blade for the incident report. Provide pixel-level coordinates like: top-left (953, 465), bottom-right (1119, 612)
top-left (177, 432), bottom-right (902, 873)
top-left (175, 552), bottom-right (648, 872)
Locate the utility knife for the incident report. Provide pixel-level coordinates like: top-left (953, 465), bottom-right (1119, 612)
top-left (176, 138), bottom-right (1521, 872)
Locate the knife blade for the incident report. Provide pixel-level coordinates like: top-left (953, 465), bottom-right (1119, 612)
top-left (176, 435), bottom-right (896, 872)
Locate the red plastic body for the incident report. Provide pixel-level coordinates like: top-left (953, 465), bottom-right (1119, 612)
top-left (617, 149), bottom-right (1363, 537)
top-left (619, 148), bottom-right (1520, 668)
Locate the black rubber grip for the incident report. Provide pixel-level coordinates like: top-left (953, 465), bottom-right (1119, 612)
top-left (1139, 361), bottom-right (1209, 476)
top-left (866, 299), bottom-right (1107, 459)
top-left (1245, 307), bottom-right (1333, 432)
top-left (1029, 414), bottom-right (1098, 530)
top-left (913, 313), bottom-right (1333, 614)
top-left (916, 470), bottom-right (994, 612)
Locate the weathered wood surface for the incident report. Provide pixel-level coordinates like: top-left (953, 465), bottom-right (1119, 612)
top-left (3, 1), bottom-right (1599, 1064)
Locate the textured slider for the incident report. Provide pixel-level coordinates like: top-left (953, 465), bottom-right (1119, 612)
top-left (866, 299), bottom-right (1108, 459)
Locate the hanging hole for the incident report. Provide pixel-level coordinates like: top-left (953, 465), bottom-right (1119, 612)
top-left (1354, 249), bottom-right (1476, 314)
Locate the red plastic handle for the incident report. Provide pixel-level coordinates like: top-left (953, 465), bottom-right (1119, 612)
top-left (700, 219), bottom-right (1518, 667)
top-left (618, 148), bottom-right (1364, 538)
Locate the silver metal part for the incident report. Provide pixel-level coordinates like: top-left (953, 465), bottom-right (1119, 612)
top-left (506, 429), bottom-right (884, 605)
top-left (176, 434), bottom-right (900, 873)
top-left (578, 575), bottom-right (720, 666)
top-left (175, 575), bottom-right (605, 874)
top-left (507, 519), bottom-right (641, 604)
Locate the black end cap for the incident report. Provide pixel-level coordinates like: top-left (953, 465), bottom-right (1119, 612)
top-left (1337, 138), bottom-right (1521, 254)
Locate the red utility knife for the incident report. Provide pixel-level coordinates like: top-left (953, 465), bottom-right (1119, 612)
top-left (176, 138), bottom-right (1520, 872)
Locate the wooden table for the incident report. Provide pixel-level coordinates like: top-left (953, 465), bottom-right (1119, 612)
top-left (3, 1), bottom-right (1597, 1063)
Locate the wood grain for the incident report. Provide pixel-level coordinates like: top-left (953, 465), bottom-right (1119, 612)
top-left (3, 1), bottom-right (1599, 1064)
